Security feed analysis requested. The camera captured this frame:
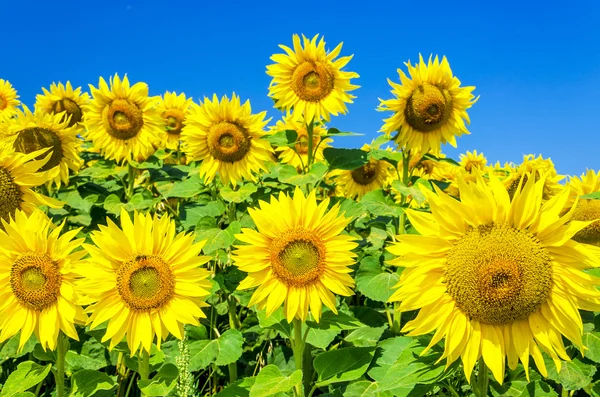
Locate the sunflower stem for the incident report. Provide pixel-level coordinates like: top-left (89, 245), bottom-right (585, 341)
top-left (474, 357), bottom-right (489, 397)
top-left (127, 163), bottom-right (136, 200)
top-left (54, 332), bottom-right (69, 397)
top-left (138, 349), bottom-right (150, 396)
top-left (228, 296), bottom-right (240, 383)
top-left (292, 318), bottom-right (306, 397)
top-left (176, 141), bottom-right (182, 165)
top-left (306, 120), bottom-right (315, 170)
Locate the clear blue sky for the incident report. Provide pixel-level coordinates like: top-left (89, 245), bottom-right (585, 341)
top-left (3, 1), bottom-right (599, 176)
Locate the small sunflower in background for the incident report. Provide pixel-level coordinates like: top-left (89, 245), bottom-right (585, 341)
top-left (156, 91), bottom-right (193, 150)
top-left (504, 154), bottom-right (564, 200)
top-left (329, 144), bottom-right (395, 200)
top-left (378, 55), bottom-right (478, 154)
top-left (271, 115), bottom-right (332, 170)
top-left (80, 209), bottom-right (212, 353)
top-left (35, 81), bottom-right (90, 131)
top-left (564, 169), bottom-right (600, 246)
top-left (181, 93), bottom-right (274, 186)
top-left (0, 210), bottom-right (87, 350)
top-left (0, 106), bottom-right (83, 188)
top-left (459, 150), bottom-right (487, 173)
top-left (387, 171), bottom-right (600, 384)
top-left (0, 79), bottom-right (20, 117)
top-left (84, 74), bottom-right (163, 162)
top-left (0, 148), bottom-right (61, 225)
top-left (233, 188), bottom-right (358, 322)
top-left (267, 34), bottom-right (360, 122)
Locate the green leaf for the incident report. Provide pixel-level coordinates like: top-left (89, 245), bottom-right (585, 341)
top-left (158, 177), bottom-right (204, 198)
top-left (355, 256), bottom-right (400, 302)
top-left (0, 336), bottom-right (37, 363)
top-left (323, 148), bottom-right (369, 170)
top-left (127, 155), bottom-right (163, 170)
top-left (188, 340), bottom-right (220, 371)
top-left (278, 163), bottom-right (328, 186)
top-left (66, 338), bottom-right (111, 372)
top-left (545, 357), bottom-right (596, 391)
top-left (314, 346), bottom-right (376, 386)
top-left (78, 160), bottom-right (117, 179)
top-left (305, 310), bottom-right (365, 331)
top-left (70, 370), bottom-right (116, 397)
top-left (249, 365), bottom-right (302, 397)
top-left (370, 149), bottom-right (403, 168)
top-left (325, 127), bottom-right (363, 137)
top-left (583, 331), bottom-right (600, 363)
top-left (103, 193), bottom-right (155, 216)
top-left (214, 329), bottom-right (244, 366)
top-left (267, 129), bottom-right (299, 147)
top-left (490, 380), bottom-right (558, 396)
top-left (306, 328), bottom-right (340, 350)
top-left (344, 326), bottom-right (387, 347)
top-left (343, 381), bottom-right (393, 397)
top-left (215, 377), bottom-right (256, 397)
top-left (0, 361), bottom-right (52, 397)
top-left (391, 180), bottom-right (427, 204)
top-left (257, 308), bottom-right (292, 337)
top-left (360, 189), bottom-right (404, 218)
top-left (197, 221), bottom-right (241, 254)
top-left (581, 191), bottom-right (600, 199)
top-left (181, 202), bottom-right (224, 230)
top-left (368, 337), bottom-right (415, 382)
top-left (220, 184), bottom-right (258, 203)
top-left (138, 363), bottom-right (178, 396)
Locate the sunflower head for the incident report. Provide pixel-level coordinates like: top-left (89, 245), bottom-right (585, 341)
top-left (504, 154), bottom-right (564, 200)
top-left (565, 169), bottom-right (600, 246)
top-left (156, 91), bottom-right (193, 150)
top-left (84, 74), bottom-right (163, 162)
top-left (0, 79), bottom-right (20, 117)
top-left (387, 171), bottom-right (600, 384)
top-left (267, 34), bottom-right (360, 122)
top-left (378, 54), bottom-right (478, 155)
top-left (233, 188), bottom-right (358, 322)
top-left (459, 150), bottom-right (487, 173)
top-left (181, 93), bottom-right (274, 186)
top-left (35, 81), bottom-right (90, 129)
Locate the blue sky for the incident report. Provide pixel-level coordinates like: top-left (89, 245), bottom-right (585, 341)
top-left (3, 0), bottom-right (599, 176)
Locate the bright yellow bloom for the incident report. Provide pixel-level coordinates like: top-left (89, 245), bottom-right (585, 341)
top-left (234, 188), bottom-right (358, 322)
top-left (503, 154), bottom-right (564, 200)
top-left (0, 106), bottom-right (83, 188)
top-left (84, 74), bottom-right (163, 162)
top-left (460, 150), bottom-right (487, 173)
top-left (378, 55), bottom-right (478, 155)
top-left (35, 81), bottom-right (90, 132)
top-left (267, 34), bottom-right (360, 122)
top-left (387, 171), bottom-right (600, 384)
top-left (271, 116), bottom-right (332, 169)
top-left (81, 209), bottom-right (212, 353)
top-left (0, 79), bottom-right (20, 117)
top-left (181, 93), bottom-right (274, 186)
top-left (565, 169), bottom-right (600, 246)
top-left (0, 210), bottom-right (87, 350)
top-left (156, 91), bottom-right (193, 150)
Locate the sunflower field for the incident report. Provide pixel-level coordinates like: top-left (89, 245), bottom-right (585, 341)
top-left (1, 33), bottom-right (600, 397)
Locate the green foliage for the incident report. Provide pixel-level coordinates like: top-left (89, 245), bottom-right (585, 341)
top-left (0, 361), bottom-right (51, 396)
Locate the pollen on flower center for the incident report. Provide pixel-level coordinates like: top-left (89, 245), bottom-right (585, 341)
top-left (207, 121), bottom-right (251, 163)
top-left (445, 223), bottom-right (553, 324)
top-left (405, 83), bottom-right (453, 133)
top-left (291, 62), bottom-right (335, 102)
top-left (0, 167), bottom-right (23, 224)
top-left (105, 98), bottom-right (144, 140)
top-left (51, 98), bottom-right (82, 126)
top-left (571, 198), bottom-right (600, 246)
top-left (271, 229), bottom-right (326, 287)
top-left (116, 254), bottom-right (175, 310)
top-left (163, 108), bottom-right (185, 135)
top-left (12, 127), bottom-right (63, 171)
top-left (351, 160), bottom-right (379, 185)
top-left (10, 252), bottom-right (62, 311)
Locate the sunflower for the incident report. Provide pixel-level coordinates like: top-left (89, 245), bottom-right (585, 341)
top-left (387, 171), bottom-right (600, 384)
top-left (504, 154), bottom-right (564, 200)
top-left (0, 79), bottom-right (20, 117)
top-left (0, 210), bottom-right (87, 350)
top-left (181, 93), bottom-right (274, 186)
top-left (80, 209), bottom-right (212, 353)
top-left (378, 55), bottom-right (478, 155)
top-left (271, 116), bottom-right (332, 169)
top-left (0, 106), bottom-right (83, 188)
top-left (0, 148), bottom-right (61, 225)
top-left (233, 188), bottom-right (358, 322)
top-left (156, 91), bottom-right (193, 150)
top-left (35, 81), bottom-right (90, 130)
top-left (565, 169), bottom-right (600, 246)
top-left (84, 74), bottom-right (163, 162)
top-left (267, 34), bottom-right (360, 122)
top-left (330, 145), bottom-right (395, 200)
top-left (459, 150), bottom-right (487, 173)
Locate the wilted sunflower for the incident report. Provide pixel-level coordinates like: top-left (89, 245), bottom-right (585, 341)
top-left (0, 79), bottom-right (20, 117)
top-left (459, 150), bottom-right (487, 173)
top-left (234, 188), bottom-right (358, 322)
top-left (565, 169), bottom-right (600, 246)
top-left (156, 91), bottom-right (193, 150)
top-left (35, 81), bottom-right (90, 130)
top-left (85, 74), bottom-right (163, 162)
top-left (0, 209), bottom-right (87, 350)
top-left (378, 55), bottom-right (478, 155)
top-left (81, 209), bottom-right (212, 353)
top-left (181, 93), bottom-right (274, 186)
top-left (267, 34), bottom-right (360, 122)
top-left (387, 171), bottom-right (600, 384)
top-left (0, 148), bottom-right (61, 225)
top-left (271, 116), bottom-right (332, 169)
top-left (0, 106), bottom-right (82, 188)
top-left (504, 154), bottom-right (564, 200)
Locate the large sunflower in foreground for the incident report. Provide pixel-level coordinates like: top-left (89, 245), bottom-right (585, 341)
top-left (0, 148), bottom-right (61, 225)
top-left (267, 34), bottom-right (360, 122)
top-left (234, 188), bottom-right (358, 322)
top-left (156, 91), bottom-right (193, 150)
top-left (565, 169), bottom-right (600, 246)
top-left (387, 171), bottom-right (600, 384)
top-left (80, 209), bottom-right (212, 353)
top-left (378, 55), bottom-right (478, 155)
top-left (271, 115), bottom-right (332, 169)
top-left (0, 79), bottom-right (20, 117)
top-left (84, 74), bottom-right (163, 162)
top-left (181, 93), bottom-right (274, 186)
top-left (35, 81), bottom-right (90, 131)
top-left (0, 106), bottom-right (83, 188)
top-left (0, 210), bottom-right (87, 350)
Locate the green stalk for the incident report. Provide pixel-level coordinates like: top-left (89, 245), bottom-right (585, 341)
top-left (54, 332), bottom-right (69, 397)
top-left (474, 357), bottom-right (489, 397)
top-left (292, 319), bottom-right (306, 397)
top-left (138, 350), bottom-right (150, 396)
top-left (306, 120), bottom-right (315, 170)
top-left (127, 163), bottom-right (136, 199)
top-left (176, 141), bottom-right (182, 165)
top-left (228, 296), bottom-right (240, 383)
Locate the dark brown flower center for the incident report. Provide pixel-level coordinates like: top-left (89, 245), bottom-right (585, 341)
top-left (10, 252), bottom-right (62, 311)
top-left (51, 98), bottom-right (83, 126)
top-left (105, 98), bottom-right (144, 140)
top-left (405, 83), bottom-right (453, 132)
top-left (291, 62), bottom-right (335, 102)
top-left (207, 121), bottom-right (251, 163)
top-left (12, 127), bottom-right (63, 172)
